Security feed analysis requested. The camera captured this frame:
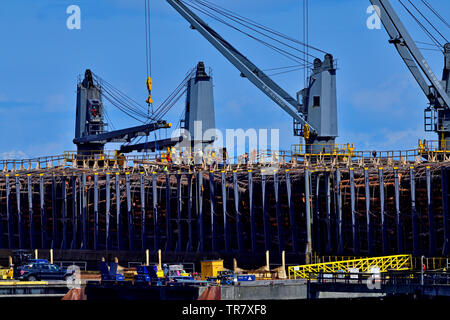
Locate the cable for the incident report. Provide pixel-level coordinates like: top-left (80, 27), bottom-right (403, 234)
top-left (188, 0), bottom-right (328, 54)
top-left (407, 0), bottom-right (448, 44)
top-left (182, 1), bottom-right (312, 65)
top-left (420, 0), bottom-right (450, 29)
top-left (399, 0), bottom-right (443, 48)
top-left (187, 0), bottom-right (319, 61)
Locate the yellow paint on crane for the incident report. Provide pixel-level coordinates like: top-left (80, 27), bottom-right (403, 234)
top-left (146, 76), bottom-right (153, 104)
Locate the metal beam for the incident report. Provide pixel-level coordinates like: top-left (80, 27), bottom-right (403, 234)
top-left (364, 168), bottom-right (373, 255)
top-left (197, 172), bottom-right (204, 252)
top-left (115, 173), bottom-right (123, 250)
top-left (221, 171), bottom-right (230, 252)
top-left (209, 171), bottom-right (217, 251)
top-left (51, 175), bottom-right (57, 249)
top-left (93, 173), bottom-right (99, 250)
top-left (61, 176), bottom-right (67, 250)
top-left (274, 172), bottom-right (284, 253)
top-left (350, 168), bottom-right (359, 255)
top-left (165, 173), bottom-right (172, 251)
top-left (176, 173), bottom-right (182, 252)
top-left (233, 170), bottom-right (243, 252)
top-left (187, 173), bottom-right (193, 252)
top-left (305, 169), bottom-right (312, 263)
top-left (325, 171), bottom-right (332, 254)
top-left (140, 172), bottom-right (146, 250)
top-left (426, 166), bottom-right (436, 256)
top-left (286, 171), bottom-right (299, 253)
top-left (442, 167), bottom-right (449, 256)
top-left (394, 167), bottom-right (403, 253)
top-left (410, 167), bottom-right (419, 255)
top-left (261, 172), bottom-right (270, 252)
top-left (105, 173), bottom-right (111, 250)
top-left (379, 167), bottom-right (388, 255)
top-left (71, 176), bottom-right (78, 250)
top-left (152, 172), bottom-right (159, 251)
top-left (125, 172), bottom-right (134, 250)
top-left (6, 175), bottom-right (13, 248)
top-left (314, 173), bottom-right (321, 254)
top-left (81, 173), bottom-right (87, 250)
top-left (15, 175), bottom-right (23, 249)
top-left (27, 175), bottom-right (33, 250)
top-left (39, 174), bottom-right (46, 249)
top-left (248, 170), bottom-right (256, 253)
top-left (335, 169), bottom-right (343, 255)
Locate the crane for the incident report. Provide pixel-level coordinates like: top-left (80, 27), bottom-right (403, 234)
top-left (369, 0), bottom-right (450, 151)
top-left (166, 0), bottom-right (338, 153)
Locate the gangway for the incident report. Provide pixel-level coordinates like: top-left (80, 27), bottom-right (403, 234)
top-left (288, 255), bottom-right (413, 279)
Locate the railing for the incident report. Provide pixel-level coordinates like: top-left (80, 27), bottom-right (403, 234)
top-left (288, 255), bottom-right (413, 280)
top-left (53, 261), bottom-right (87, 271)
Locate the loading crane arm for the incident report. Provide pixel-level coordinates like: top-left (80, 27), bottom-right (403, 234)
top-left (166, 0), bottom-right (318, 135)
top-left (369, 0), bottom-right (450, 108)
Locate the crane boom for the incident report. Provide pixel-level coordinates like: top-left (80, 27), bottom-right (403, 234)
top-left (166, 0), bottom-right (317, 134)
top-left (370, 0), bottom-right (450, 108)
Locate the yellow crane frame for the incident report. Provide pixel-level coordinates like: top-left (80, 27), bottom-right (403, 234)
top-left (288, 255), bottom-right (413, 279)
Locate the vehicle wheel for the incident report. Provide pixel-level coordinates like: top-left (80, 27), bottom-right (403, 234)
top-left (28, 276), bottom-right (37, 281)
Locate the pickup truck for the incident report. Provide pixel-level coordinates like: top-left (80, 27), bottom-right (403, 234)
top-left (17, 263), bottom-right (74, 281)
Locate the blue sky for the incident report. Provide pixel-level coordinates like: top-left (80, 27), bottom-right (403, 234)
top-left (0, 0), bottom-right (449, 159)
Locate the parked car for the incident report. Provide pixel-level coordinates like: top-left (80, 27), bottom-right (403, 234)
top-left (17, 263), bottom-right (73, 281)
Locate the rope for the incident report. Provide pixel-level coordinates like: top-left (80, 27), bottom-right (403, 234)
top-left (420, 0), bottom-right (450, 29)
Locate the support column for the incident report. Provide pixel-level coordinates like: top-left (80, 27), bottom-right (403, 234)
top-left (325, 171), bottom-right (332, 254)
top-left (233, 171), bottom-right (243, 252)
top-left (441, 167), bottom-right (449, 256)
top-left (349, 168), bottom-right (358, 255)
top-left (15, 175), bottom-right (23, 249)
top-left (152, 172), bottom-right (159, 251)
top-left (410, 167), bottom-right (419, 255)
top-left (115, 173), bottom-right (123, 250)
top-left (335, 169), bottom-right (343, 255)
top-left (209, 171), bottom-right (217, 251)
top-left (314, 172), bottom-right (321, 254)
top-left (61, 176), bottom-right (67, 250)
top-left (197, 172), bottom-right (204, 252)
top-left (261, 171), bottom-right (270, 252)
top-left (105, 173), bottom-right (110, 250)
top-left (304, 168), bottom-right (312, 264)
top-left (6, 175), bottom-right (13, 248)
top-left (364, 168), bottom-right (373, 256)
top-left (379, 167), bottom-right (387, 255)
top-left (39, 174), bottom-right (46, 249)
top-left (71, 176), bottom-right (78, 250)
top-left (248, 170), bottom-right (256, 253)
top-left (81, 173), bottom-right (87, 250)
top-left (140, 172), bottom-right (146, 250)
top-left (221, 171), bottom-right (230, 252)
top-left (165, 173), bottom-right (172, 251)
top-left (187, 173), bottom-right (193, 252)
top-left (274, 172), bottom-right (284, 253)
top-left (394, 167), bottom-right (403, 253)
top-left (176, 173), bottom-right (182, 252)
top-left (51, 175), bottom-right (57, 248)
top-left (93, 173), bottom-right (99, 251)
top-left (125, 172), bottom-right (134, 250)
top-left (426, 166), bottom-right (435, 256)
top-left (286, 170), bottom-right (299, 253)
top-left (27, 175), bottom-right (33, 249)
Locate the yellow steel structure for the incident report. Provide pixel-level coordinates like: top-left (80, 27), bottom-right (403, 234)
top-left (0, 268), bottom-right (13, 280)
top-left (288, 255), bottom-right (413, 279)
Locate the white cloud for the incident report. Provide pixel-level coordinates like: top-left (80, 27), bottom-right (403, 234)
top-left (0, 150), bottom-right (28, 160)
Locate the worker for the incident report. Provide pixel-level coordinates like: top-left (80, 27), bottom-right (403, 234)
top-left (163, 264), bottom-right (169, 278)
top-left (243, 152), bottom-right (249, 165)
